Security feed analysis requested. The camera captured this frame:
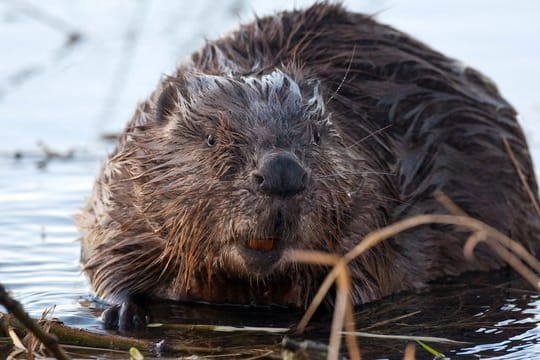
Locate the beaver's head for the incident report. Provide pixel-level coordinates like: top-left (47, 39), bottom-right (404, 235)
top-left (122, 69), bottom-right (371, 303)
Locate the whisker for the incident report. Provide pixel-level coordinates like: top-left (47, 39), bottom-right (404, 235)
top-left (346, 124), bottom-right (393, 150)
top-left (326, 45), bottom-right (357, 105)
top-left (314, 171), bottom-right (395, 179)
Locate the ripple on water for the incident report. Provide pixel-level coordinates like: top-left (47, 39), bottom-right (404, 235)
top-left (0, 155), bottom-right (99, 329)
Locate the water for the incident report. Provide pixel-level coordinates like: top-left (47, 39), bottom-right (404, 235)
top-left (0, 153), bottom-right (101, 330)
top-left (1, 0), bottom-right (540, 358)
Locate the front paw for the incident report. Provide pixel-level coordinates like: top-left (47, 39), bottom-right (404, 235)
top-left (101, 299), bottom-right (150, 331)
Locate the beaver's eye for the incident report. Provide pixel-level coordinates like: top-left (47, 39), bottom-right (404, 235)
top-left (207, 134), bottom-right (216, 147)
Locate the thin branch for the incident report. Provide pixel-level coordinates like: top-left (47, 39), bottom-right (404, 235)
top-left (3, 0), bottom-right (82, 39)
top-left (0, 283), bottom-right (70, 360)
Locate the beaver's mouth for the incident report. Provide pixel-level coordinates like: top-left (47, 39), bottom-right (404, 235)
top-left (246, 238), bottom-right (278, 251)
top-left (230, 206), bottom-right (300, 275)
top-left (232, 236), bottom-right (285, 275)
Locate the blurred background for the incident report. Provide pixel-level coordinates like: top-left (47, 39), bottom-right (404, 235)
top-left (1, 0), bottom-right (539, 160)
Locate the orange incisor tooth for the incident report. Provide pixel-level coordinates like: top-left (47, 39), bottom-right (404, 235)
top-left (247, 239), bottom-right (275, 251)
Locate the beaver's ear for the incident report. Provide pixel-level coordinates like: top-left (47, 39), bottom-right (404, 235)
top-left (155, 82), bottom-right (180, 124)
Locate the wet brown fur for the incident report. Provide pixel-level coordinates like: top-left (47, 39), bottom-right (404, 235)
top-left (77, 3), bottom-right (540, 308)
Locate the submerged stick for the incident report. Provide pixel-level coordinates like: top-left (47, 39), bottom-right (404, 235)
top-left (0, 283), bottom-right (71, 360)
top-left (1, 311), bottom-right (285, 356)
top-left (341, 331), bottom-right (468, 345)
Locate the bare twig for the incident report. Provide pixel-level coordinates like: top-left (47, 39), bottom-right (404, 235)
top-left (3, 0), bottom-right (83, 41)
top-left (97, 0), bottom-right (150, 131)
top-left (502, 136), bottom-right (540, 218)
top-left (0, 283), bottom-right (70, 360)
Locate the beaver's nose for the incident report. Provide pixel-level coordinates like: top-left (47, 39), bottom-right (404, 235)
top-left (253, 152), bottom-right (308, 197)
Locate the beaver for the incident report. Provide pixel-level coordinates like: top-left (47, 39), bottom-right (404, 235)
top-left (77, 3), bottom-right (540, 330)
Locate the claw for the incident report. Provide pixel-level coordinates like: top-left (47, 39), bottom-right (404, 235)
top-left (101, 298), bottom-right (150, 331)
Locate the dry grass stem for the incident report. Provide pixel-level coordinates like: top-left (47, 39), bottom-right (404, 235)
top-left (463, 231), bottom-right (488, 261)
top-left (435, 192), bottom-right (540, 285)
top-left (403, 343), bottom-right (415, 360)
top-left (341, 332), bottom-right (468, 344)
top-left (8, 327), bottom-right (26, 353)
top-left (288, 251), bottom-right (360, 360)
top-left (361, 311), bottom-right (421, 331)
top-left (343, 296), bottom-right (360, 360)
top-left (299, 212), bottom-right (540, 330)
top-left (290, 191), bottom-right (540, 360)
top-left (502, 136), bottom-right (540, 218)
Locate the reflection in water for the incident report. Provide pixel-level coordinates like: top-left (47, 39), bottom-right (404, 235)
top-left (348, 272), bottom-right (540, 358)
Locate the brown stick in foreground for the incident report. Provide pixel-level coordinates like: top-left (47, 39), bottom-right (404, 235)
top-left (0, 283), bottom-right (71, 360)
